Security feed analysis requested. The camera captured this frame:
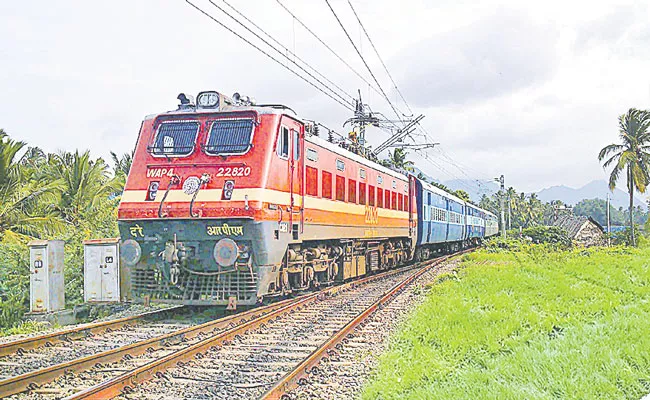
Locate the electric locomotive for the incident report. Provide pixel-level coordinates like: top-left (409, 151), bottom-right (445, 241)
top-left (117, 91), bottom-right (415, 307)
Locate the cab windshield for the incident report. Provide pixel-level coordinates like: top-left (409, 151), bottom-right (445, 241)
top-left (204, 118), bottom-right (255, 155)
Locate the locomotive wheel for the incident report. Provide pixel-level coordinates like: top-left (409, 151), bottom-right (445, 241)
top-left (328, 262), bottom-right (338, 281)
top-left (304, 266), bottom-right (315, 288)
top-left (280, 269), bottom-right (290, 295)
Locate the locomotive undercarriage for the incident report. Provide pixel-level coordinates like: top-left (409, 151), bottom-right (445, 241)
top-left (414, 237), bottom-right (482, 262)
top-left (270, 237), bottom-right (412, 296)
top-left (119, 219), bottom-right (414, 307)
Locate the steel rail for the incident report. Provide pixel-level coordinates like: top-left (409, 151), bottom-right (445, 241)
top-left (260, 250), bottom-right (471, 400)
top-left (63, 264), bottom-right (420, 400)
top-left (0, 297), bottom-right (302, 398)
top-left (0, 305), bottom-right (185, 358)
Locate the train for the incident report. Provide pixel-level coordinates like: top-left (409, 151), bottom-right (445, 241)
top-left (117, 90), bottom-right (499, 307)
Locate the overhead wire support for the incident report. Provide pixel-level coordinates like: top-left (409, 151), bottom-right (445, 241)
top-left (374, 114), bottom-right (425, 154)
top-left (323, 0), bottom-right (405, 123)
top-left (274, 0), bottom-right (385, 99)
top-left (184, 0), bottom-right (354, 112)
top-left (384, 143), bottom-right (439, 150)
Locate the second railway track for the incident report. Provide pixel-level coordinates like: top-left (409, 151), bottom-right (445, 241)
top-left (0, 251), bottom-right (467, 400)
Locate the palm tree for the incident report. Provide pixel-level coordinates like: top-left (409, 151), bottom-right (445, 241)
top-left (0, 130), bottom-right (64, 241)
top-left (453, 190), bottom-right (470, 202)
top-left (386, 148), bottom-right (415, 172)
top-left (110, 151), bottom-right (133, 177)
top-left (46, 150), bottom-right (122, 224)
top-left (598, 108), bottom-right (650, 246)
top-left (505, 187), bottom-right (518, 229)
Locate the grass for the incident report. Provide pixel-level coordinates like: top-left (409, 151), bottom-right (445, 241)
top-left (0, 320), bottom-right (54, 337)
top-left (362, 245), bottom-right (650, 400)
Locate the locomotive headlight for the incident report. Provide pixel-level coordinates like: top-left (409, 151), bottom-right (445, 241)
top-left (183, 176), bottom-right (201, 195)
top-left (222, 180), bottom-right (235, 200)
top-left (197, 91), bottom-right (219, 108)
top-left (213, 238), bottom-right (239, 267)
top-left (121, 239), bottom-right (142, 266)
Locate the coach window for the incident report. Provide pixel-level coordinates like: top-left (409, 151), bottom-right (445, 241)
top-left (377, 188), bottom-right (383, 208)
top-left (377, 175), bottom-right (383, 185)
top-left (391, 192), bottom-right (397, 210)
top-left (336, 159), bottom-right (345, 171)
top-left (306, 166), bottom-right (318, 196)
top-left (384, 190), bottom-right (390, 209)
top-left (348, 179), bottom-right (357, 203)
top-left (398, 193), bottom-right (403, 211)
top-left (306, 148), bottom-right (318, 162)
top-left (359, 168), bottom-right (366, 180)
top-left (322, 171), bottom-right (332, 199)
top-left (359, 182), bottom-right (366, 205)
top-left (369, 185), bottom-right (375, 206)
top-left (277, 126), bottom-right (289, 159)
top-left (336, 175), bottom-right (346, 202)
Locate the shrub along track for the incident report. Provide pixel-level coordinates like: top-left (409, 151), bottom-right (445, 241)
top-left (0, 251), bottom-right (468, 400)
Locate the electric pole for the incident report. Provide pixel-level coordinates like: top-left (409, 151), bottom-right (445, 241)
top-left (495, 175), bottom-right (506, 238)
top-left (606, 193), bottom-right (611, 247)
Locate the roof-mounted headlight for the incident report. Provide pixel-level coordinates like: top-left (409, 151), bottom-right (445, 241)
top-left (197, 91), bottom-right (220, 108)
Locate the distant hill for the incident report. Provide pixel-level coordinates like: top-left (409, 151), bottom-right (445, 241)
top-left (536, 180), bottom-right (646, 210)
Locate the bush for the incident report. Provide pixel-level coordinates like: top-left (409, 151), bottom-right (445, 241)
top-left (0, 242), bottom-right (30, 330)
top-left (520, 226), bottom-right (572, 247)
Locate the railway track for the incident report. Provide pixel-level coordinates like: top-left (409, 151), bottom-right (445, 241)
top-left (0, 251), bottom-right (467, 400)
top-left (0, 306), bottom-right (187, 380)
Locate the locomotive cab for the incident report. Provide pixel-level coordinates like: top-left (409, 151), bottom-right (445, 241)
top-left (118, 91), bottom-right (303, 306)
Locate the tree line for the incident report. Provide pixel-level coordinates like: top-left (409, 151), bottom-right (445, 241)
top-left (0, 129), bottom-right (130, 328)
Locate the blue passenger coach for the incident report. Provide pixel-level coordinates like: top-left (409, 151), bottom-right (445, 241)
top-left (414, 177), bottom-right (498, 260)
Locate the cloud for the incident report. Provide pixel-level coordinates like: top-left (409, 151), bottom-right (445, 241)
top-left (574, 3), bottom-right (650, 60)
top-left (392, 8), bottom-right (560, 107)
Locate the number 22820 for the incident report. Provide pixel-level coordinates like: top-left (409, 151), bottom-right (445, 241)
top-left (216, 166), bottom-right (251, 177)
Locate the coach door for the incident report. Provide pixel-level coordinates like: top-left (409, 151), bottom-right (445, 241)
top-left (288, 123), bottom-right (304, 239)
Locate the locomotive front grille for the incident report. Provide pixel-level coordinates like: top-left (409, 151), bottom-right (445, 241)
top-left (131, 265), bottom-right (258, 305)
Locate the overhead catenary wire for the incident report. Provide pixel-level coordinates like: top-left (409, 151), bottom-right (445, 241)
top-left (205, 0), bottom-right (355, 109)
top-left (185, 0), bottom-right (355, 112)
top-left (323, 0), bottom-right (405, 124)
top-left (219, 0), bottom-right (355, 104)
top-left (274, 0), bottom-right (385, 100)
top-left (346, 0), bottom-right (413, 116)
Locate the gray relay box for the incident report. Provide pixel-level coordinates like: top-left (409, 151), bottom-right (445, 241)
top-left (28, 240), bottom-right (65, 313)
top-left (83, 239), bottom-right (120, 303)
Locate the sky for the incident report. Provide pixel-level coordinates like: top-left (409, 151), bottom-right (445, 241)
top-left (1, 0), bottom-right (649, 195)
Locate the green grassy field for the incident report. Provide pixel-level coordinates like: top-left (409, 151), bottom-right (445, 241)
top-left (363, 245), bottom-right (650, 399)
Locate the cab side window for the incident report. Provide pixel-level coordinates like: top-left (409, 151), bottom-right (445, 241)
top-left (277, 126), bottom-right (289, 159)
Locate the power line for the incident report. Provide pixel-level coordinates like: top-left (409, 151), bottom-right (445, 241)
top-left (274, 0), bottom-right (385, 99)
top-left (346, 0), bottom-right (413, 116)
top-left (323, 0), bottom-right (405, 124)
top-left (219, 0), bottom-right (355, 103)
top-left (185, 0), bottom-right (354, 111)
top-left (205, 0), bottom-right (354, 109)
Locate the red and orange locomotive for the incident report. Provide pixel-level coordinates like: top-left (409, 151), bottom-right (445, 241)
top-left (118, 91), bottom-right (415, 306)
